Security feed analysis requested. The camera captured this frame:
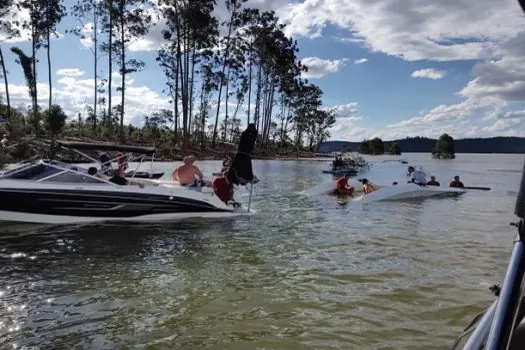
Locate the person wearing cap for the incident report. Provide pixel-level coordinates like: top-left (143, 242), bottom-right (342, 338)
top-left (330, 174), bottom-right (354, 195)
top-left (407, 165), bottom-right (427, 185)
top-left (172, 155), bottom-right (205, 187)
top-left (426, 175), bottom-right (440, 186)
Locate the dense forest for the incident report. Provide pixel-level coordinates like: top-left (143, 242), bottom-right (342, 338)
top-left (0, 0), bottom-right (337, 161)
top-left (320, 137), bottom-right (525, 154)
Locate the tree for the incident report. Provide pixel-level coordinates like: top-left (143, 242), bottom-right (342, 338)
top-left (40, 0), bottom-right (66, 109)
top-left (70, 0), bottom-right (105, 128)
top-left (432, 133), bottom-right (455, 159)
top-left (11, 47), bottom-right (39, 133)
top-left (360, 137), bottom-right (384, 155)
top-left (43, 104), bottom-right (67, 156)
top-left (387, 143), bottom-right (401, 155)
top-left (0, 0), bottom-right (20, 124)
top-left (112, 0), bottom-right (151, 139)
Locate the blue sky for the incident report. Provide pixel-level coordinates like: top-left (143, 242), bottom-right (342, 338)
top-left (2, 0), bottom-right (525, 141)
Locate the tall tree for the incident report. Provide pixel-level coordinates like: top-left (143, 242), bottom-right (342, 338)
top-left (70, 0), bottom-right (104, 129)
top-left (211, 0), bottom-right (246, 147)
top-left (19, 0), bottom-right (46, 134)
top-left (158, 0), bottom-right (218, 150)
top-left (0, 0), bottom-right (20, 123)
top-left (41, 0), bottom-right (66, 109)
top-left (10, 47), bottom-right (38, 132)
top-left (112, 0), bottom-right (151, 139)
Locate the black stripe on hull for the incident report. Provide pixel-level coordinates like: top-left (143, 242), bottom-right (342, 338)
top-left (0, 188), bottom-right (230, 218)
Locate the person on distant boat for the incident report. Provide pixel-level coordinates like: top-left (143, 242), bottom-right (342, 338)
top-left (407, 166), bottom-right (427, 185)
top-left (172, 155), bottom-right (208, 187)
top-left (426, 175), bottom-right (440, 186)
top-left (212, 171), bottom-right (240, 207)
top-left (331, 174), bottom-right (355, 195)
top-left (361, 178), bottom-right (375, 194)
top-left (449, 175), bottom-right (465, 188)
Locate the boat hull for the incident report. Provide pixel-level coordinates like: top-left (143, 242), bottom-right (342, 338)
top-left (0, 180), bottom-right (240, 225)
top-left (356, 183), bottom-right (465, 202)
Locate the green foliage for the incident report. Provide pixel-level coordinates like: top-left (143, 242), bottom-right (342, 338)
top-left (360, 137), bottom-right (384, 155)
top-left (432, 133), bottom-right (455, 159)
top-left (43, 104), bottom-right (67, 136)
top-left (387, 143), bottom-right (401, 155)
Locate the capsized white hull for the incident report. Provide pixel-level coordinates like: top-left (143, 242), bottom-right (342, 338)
top-left (0, 208), bottom-right (253, 225)
top-left (355, 183), bottom-right (465, 202)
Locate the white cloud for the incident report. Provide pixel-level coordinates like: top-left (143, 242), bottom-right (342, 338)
top-left (354, 58), bottom-right (368, 64)
top-left (411, 68), bottom-right (446, 80)
top-left (281, 0), bottom-right (522, 62)
top-left (56, 69), bottom-right (85, 78)
top-left (1, 73), bottom-right (171, 126)
top-left (327, 102), bottom-right (359, 118)
top-left (301, 57), bottom-right (347, 79)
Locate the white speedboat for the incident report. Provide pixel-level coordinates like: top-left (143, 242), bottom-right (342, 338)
top-left (0, 159), bottom-right (248, 225)
top-left (353, 182), bottom-right (465, 202)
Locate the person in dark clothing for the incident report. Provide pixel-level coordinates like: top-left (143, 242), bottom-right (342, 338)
top-left (449, 175), bottom-right (465, 188)
top-left (226, 124), bottom-right (258, 186)
top-left (427, 175), bottom-right (440, 186)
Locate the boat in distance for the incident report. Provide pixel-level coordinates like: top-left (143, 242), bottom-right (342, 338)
top-left (0, 159), bottom-right (248, 225)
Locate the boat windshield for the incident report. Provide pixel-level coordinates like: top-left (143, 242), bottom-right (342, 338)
top-left (2, 161), bottom-right (107, 184)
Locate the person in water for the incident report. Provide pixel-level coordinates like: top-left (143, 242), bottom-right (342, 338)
top-left (361, 178), bottom-right (375, 194)
top-left (449, 175), bottom-right (465, 188)
top-left (172, 155), bottom-right (207, 187)
top-left (407, 166), bottom-right (427, 185)
top-left (427, 175), bottom-right (440, 186)
top-left (331, 174), bottom-right (355, 195)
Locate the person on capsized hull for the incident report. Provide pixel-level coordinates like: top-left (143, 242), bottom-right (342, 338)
top-left (449, 175), bottom-right (465, 188)
top-left (360, 178), bottom-right (376, 194)
top-left (407, 166), bottom-right (427, 185)
top-left (329, 174), bottom-right (355, 196)
top-left (427, 175), bottom-right (440, 186)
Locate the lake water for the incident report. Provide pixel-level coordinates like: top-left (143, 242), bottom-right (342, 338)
top-left (1, 153), bottom-right (524, 349)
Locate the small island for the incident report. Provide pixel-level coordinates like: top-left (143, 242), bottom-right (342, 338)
top-left (359, 138), bottom-right (402, 155)
top-left (432, 133), bottom-right (455, 159)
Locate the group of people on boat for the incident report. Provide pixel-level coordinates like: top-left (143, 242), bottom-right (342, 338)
top-left (330, 165), bottom-right (466, 197)
top-left (407, 166), bottom-right (465, 188)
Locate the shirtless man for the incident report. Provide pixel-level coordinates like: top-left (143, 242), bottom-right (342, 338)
top-left (172, 155), bottom-right (205, 186)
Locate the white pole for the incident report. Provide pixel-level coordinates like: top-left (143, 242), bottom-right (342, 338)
top-left (247, 182), bottom-right (253, 212)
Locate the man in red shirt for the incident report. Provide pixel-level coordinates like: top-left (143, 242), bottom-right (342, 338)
top-left (331, 174), bottom-right (355, 195)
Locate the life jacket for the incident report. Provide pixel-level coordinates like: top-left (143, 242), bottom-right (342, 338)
top-left (336, 177), bottom-right (348, 190)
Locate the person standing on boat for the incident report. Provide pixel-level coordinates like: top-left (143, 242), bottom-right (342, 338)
top-left (115, 152), bottom-right (128, 177)
top-left (407, 166), bottom-right (427, 185)
top-left (212, 171), bottom-right (240, 207)
top-left (226, 124), bottom-right (258, 186)
top-left (172, 155), bottom-right (208, 187)
top-left (449, 175), bottom-right (465, 188)
top-left (426, 175), bottom-right (440, 186)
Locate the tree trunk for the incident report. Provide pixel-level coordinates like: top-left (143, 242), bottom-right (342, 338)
top-left (119, 5), bottom-right (125, 141)
top-left (211, 12), bottom-right (235, 148)
top-left (188, 46), bottom-right (196, 137)
top-left (223, 66), bottom-right (230, 142)
top-left (47, 30), bottom-right (52, 109)
top-left (93, 6), bottom-right (98, 130)
top-left (31, 27), bottom-right (38, 135)
top-left (107, 0), bottom-right (113, 135)
top-left (0, 46), bottom-right (11, 124)
top-left (246, 50), bottom-right (253, 125)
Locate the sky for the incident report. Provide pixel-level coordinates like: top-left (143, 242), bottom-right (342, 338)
top-left (1, 0), bottom-right (525, 141)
